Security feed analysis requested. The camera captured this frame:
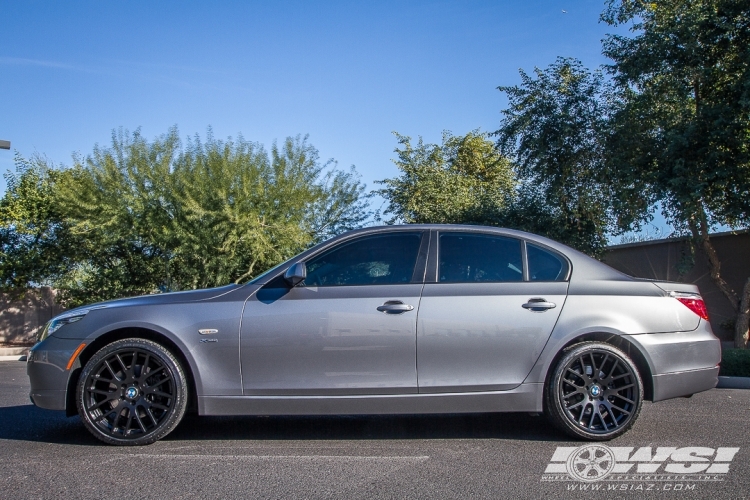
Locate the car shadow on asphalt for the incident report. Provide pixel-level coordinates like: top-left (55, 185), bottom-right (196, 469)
top-left (0, 404), bottom-right (568, 445)
top-left (0, 404), bottom-right (94, 445)
top-left (169, 412), bottom-right (567, 443)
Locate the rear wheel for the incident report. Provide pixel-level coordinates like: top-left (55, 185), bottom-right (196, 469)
top-left (77, 338), bottom-right (188, 446)
top-left (546, 342), bottom-right (643, 440)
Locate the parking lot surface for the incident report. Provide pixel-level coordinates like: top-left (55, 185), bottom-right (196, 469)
top-left (1, 360), bottom-right (748, 499)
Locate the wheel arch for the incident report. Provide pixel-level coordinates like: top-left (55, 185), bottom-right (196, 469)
top-left (65, 327), bottom-right (199, 416)
top-left (542, 332), bottom-right (655, 402)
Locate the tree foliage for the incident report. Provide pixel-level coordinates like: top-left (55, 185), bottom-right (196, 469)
top-left (602, 0), bottom-right (750, 347)
top-left (376, 131), bottom-right (515, 225)
top-left (603, 0), bottom-right (750, 229)
top-left (0, 128), bottom-right (371, 307)
top-left (495, 58), bottom-right (628, 256)
top-left (0, 154), bottom-right (81, 293)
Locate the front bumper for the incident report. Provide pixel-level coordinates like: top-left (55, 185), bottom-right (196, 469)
top-left (628, 320), bottom-right (721, 402)
top-left (27, 336), bottom-right (86, 411)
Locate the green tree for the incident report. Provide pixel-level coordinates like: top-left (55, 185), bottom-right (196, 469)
top-left (376, 131), bottom-right (515, 225)
top-left (495, 58), bottom-right (635, 256)
top-left (0, 154), bottom-right (82, 293)
top-left (3, 127), bottom-right (371, 307)
top-left (602, 0), bottom-right (750, 347)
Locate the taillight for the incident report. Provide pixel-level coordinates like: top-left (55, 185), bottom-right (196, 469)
top-left (674, 294), bottom-right (709, 321)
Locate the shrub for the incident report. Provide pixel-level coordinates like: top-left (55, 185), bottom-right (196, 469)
top-left (719, 348), bottom-right (750, 378)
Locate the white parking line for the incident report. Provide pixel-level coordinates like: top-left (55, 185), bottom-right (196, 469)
top-left (127, 454), bottom-right (429, 461)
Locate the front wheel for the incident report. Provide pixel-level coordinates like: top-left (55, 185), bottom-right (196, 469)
top-left (77, 338), bottom-right (188, 446)
top-left (546, 342), bottom-right (643, 440)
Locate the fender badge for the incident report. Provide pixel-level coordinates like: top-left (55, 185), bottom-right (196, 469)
top-left (198, 329), bottom-right (219, 335)
top-left (200, 338), bottom-right (218, 343)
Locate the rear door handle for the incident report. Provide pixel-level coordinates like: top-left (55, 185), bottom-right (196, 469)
top-left (522, 298), bottom-right (556, 311)
top-left (377, 300), bottom-right (414, 314)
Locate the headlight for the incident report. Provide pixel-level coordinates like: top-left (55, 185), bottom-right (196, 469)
top-left (37, 307), bottom-right (104, 342)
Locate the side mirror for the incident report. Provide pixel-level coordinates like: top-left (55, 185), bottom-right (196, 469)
top-left (284, 262), bottom-right (307, 286)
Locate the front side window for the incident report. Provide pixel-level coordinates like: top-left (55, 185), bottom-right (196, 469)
top-left (438, 232), bottom-right (523, 283)
top-left (304, 232), bottom-right (423, 286)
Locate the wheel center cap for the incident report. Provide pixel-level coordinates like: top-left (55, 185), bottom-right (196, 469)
top-left (590, 384), bottom-right (602, 397)
top-left (125, 387), bottom-right (139, 399)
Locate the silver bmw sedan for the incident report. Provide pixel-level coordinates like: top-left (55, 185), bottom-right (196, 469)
top-left (27, 225), bottom-right (720, 445)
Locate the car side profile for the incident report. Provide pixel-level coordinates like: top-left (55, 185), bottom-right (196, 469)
top-left (27, 225), bottom-right (720, 445)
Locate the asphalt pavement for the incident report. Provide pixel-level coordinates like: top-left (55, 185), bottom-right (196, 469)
top-left (1, 360), bottom-right (748, 499)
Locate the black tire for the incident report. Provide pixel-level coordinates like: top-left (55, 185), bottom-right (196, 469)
top-left (546, 342), bottom-right (643, 441)
top-left (77, 338), bottom-right (188, 446)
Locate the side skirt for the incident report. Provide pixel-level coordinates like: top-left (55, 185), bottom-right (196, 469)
top-left (198, 383), bottom-right (543, 416)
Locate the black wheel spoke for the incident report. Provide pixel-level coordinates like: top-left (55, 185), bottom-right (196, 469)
top-left (125, 411), bottom-right (134, 434)
top-left (92, 406), bottom-right (118, 423)
top-left (599, 354), bottom-right (610, 376)
top-left (609, 403), bottom-right (631, 415)
top-left (608, 359), bottom-right (620, 379)
top-left (133, 410), bottom-right (148, 432)
top-left (146, 407), bottom-right (159, 426)
top-left (147, 389), bottom-right (173, 398)
top-left (103, 360), bottom-right (121, 381)
top-left (137, 353), bottom-right (151, 380)
top-left (145, 366), bottom-right (165, 378)
top-left (90, 388), bottom-right (115, 397)
top-left (588, 352), bottom-right (598, 374)
top-left (578, 356), bottom-right (589, 378)
top-left (566, 400), bottom-right (585, 410)
top-left (557, 346), bottom-right (640, 437)
top-left (565, 368), bottom-right (585, 382)
top-left (83, 344), bottom-right (178, 441)
top-left (90, 397), bottom-right (116, 411)
top-left (612, 393), bottom-right (635, 404)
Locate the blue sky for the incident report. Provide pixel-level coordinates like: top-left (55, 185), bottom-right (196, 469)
top-left (1, 0), bottom-right (667, 239)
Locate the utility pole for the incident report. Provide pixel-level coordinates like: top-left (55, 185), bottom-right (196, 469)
top-left (0, 140), bottom-right (9, 150)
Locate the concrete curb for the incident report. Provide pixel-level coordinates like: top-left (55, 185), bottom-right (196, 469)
top-left (717, 376), bottom-right (750, 389)
top-left (0, 346), bottom-right (30, 357)
top-left (0, 355), bottom-right (26, 362)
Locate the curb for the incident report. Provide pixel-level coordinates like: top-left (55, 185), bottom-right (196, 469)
top-left (0, 347), bottom-right (31, 357)
top-left (717, 376), bottom-right (750, 389)
top-left (0, 355), bottom-right (26, 362)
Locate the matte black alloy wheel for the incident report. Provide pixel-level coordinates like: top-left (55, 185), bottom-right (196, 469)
top-left (547, 342), bottom-right (643, 441)
top-left (77, 339), bottom-right (187, 446)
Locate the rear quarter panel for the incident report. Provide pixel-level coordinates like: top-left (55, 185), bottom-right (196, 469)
top-left (524, 280), bottom-right (701, 385)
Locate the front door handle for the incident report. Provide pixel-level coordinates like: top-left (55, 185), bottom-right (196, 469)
top-left (377, 300), bottom-right (415, 314)
top-left (522, 298), bottom-right (556, 312)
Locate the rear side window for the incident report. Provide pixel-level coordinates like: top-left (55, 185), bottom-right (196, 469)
top-left (438, 233), bottom-right (523, 283)
top-left (304, 232), bottom-right (423, 286)
top-left (527, 244), bottom-right (569, 281)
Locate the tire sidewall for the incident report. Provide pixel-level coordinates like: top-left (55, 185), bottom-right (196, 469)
top-left (76, 338), bottom-right (188, 446)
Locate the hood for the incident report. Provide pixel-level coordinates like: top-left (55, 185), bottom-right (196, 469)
top-left (63, 284), bottom-right (244, 315)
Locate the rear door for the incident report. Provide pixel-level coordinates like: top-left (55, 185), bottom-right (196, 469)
top-left (416, 231), bottom-right (569, 392)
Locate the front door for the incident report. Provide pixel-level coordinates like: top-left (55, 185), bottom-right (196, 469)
top-left (240, 231), bottom-right (427, 395)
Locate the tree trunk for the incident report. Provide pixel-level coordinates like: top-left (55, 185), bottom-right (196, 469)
top-left (688, 215), bottom-right (739, 310)
top-left (735, 277), bottom-right (750, 349)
